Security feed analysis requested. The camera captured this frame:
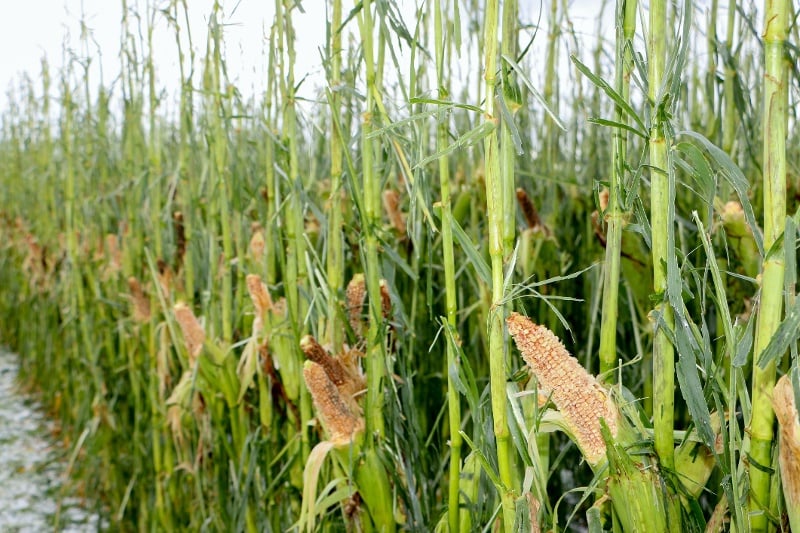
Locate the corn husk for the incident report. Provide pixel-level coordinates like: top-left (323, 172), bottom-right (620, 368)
top-left (773, 374), bottom-right (800, 532)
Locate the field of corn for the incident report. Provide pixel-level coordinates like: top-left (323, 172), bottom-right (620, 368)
top-left (0, 0), bottom-right (799, 531)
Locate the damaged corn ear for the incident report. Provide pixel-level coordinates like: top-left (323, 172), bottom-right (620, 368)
top-left (248, 226), bottom-right (265, 263)
top-left (128, 277), bottom-right (151, 323)
top-left (300, 334), bottom-right (347, 386)
top-left (506, 312), bottom-right (619, 466)
top-left (379, 279), bottom-right (392, 319)
top-left (382, 189), bottom-right (406, 234)
top-left (303, 361), bottom-right (363, 446)
top-left (174, 303), bottom-right (205, 366)
top-left (346, 274), bottom-right (367, 337)
top-left (246, 274), bottom-right (272, 317)
top-left (773, 375), bottom-right (800, 532)
top-left (516, 187), bottom-right (541, 230)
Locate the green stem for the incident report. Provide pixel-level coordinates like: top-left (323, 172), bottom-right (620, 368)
top-left (279, 0), bottom-right (311, 461)
top-left (500, 0), bottom-right (517, 255)
top-left (357, 0), bottom-right (386, 441)
top-left (749, 0), bottom-right (789, 529)
top-left (648, 0), bottom-right (675, 471)
top-left (434, 2), bottom-right (462, 530)
top-left (599, 0), bottom-right (637, 377)
top-left (326, 0), bottom-right (345, 351)
top-left (482, 0), bottom-right (515, 529)
top-left (207, 9), bottom-right (233, 343)
top-left (721, 0), bottom-right (738, 158)
top-left (543, 0), bottom-right (560, 171)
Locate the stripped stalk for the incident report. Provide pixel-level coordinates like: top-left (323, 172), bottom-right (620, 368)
top-left (542, 0), bottom-right (560, 170)
top-left (326, 0), bottom-right (345, 351)
top-left (206, 9), bottom-right (234, 343)
top-left (146, 4), bottom-right (162, 259)
top-left (264, 26), bottom-right (278, 287)
top-left (598, 0), bottom-right (638, 376)
top-left (721, 0), bottom-right (738, 157)
top-left (278, 0), bottom-right (312, 461)
top-left (482, 0), bottom-right (515, 529)
top-left (748, 0), bottom-right (789, 528)
top-left (433, 1), bottom-right (462, 530)
top-left (170, 0), bottom-right (195, 301)
top-left (648, 0), bottom-right (675, 471)
top-left (356, 0), bottom-right (386, 440)
top-left (500, 0), bottom-right (518, 254)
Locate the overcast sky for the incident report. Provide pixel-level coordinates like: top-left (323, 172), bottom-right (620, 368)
top-left (0, 1), bottom-right (333, 111)
top-left (0, 1), bottom-right (695, 115)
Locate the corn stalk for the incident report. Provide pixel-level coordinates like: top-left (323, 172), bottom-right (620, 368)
top-left (749, 0), bottom-right (789, 529)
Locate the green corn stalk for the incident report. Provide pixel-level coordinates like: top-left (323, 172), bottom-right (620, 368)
top-left (598, 0), bottom-right (638, 376)
top-left (354, 447), bottom-right (396, 532)
top-left (204, 9), bottom-right (234, 344)
top-left (647, 0), bottom-right (675, 472)
top-left (146, 5), bottom-right (163, 260)
top-left (482, 0), bottom-right (516, 529)
top-left (433, 1), bottom-right (463, 530)
top-left (356, 0), bottom-right (387, 442)
top-left (276, 0), bottom-right (312, 463)
top-left (721, 0), bottom-right (738, 159)
top-left (500, 0), bottom-right (518, 255)
top-left (326, 0), bottom-right (345, 352)
top-left (169, 0), bottom-right (196, 302)
top-left (704, 0), bottom-right (719, 140)
top-left (542, 0), bottom-right (560, 172)
top-left (264, 26), bottom-right (278, 287)
top-left (748, 0), bottom-right (789, 529)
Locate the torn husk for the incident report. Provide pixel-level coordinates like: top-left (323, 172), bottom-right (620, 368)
top-left (506, 312), bottom-right (620, 467)
top-left (248, 226), bottom-right (265, 263)
top-left (773, 374), bottom-right (800, 532)
top-left (128, 277), bottom-right (151, 323)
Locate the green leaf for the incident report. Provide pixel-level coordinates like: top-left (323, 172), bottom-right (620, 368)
top-left (446, 210), bottom-right (491, 285)
top-left (693, 212), bottom-right (736, 361)
top-left (378, 233), bottom-right (419, 281)
top-left (653, 310), bottom-right (715, 449)
top-left (460, 431), bottom-right (503, 489)
top-left (497, 89), bottom-right (524, 155)
top-left (678, 130), bottom-right (764, 255)
top-left (298, 440), bottom-right (336, 533)
top-left (587, 116), bottom-right (647, 139)
top-left (570, 54), bottom-right (647, 135)
top-left (502, 54), bottom-right (567, 131)
top-left (734, 313), bottom-right (755, 368)
top-left (757, 294), bottom-right (800, 369)
top-left (586, 505), bottom-right (604, 533)
top-left (414, 121), bottom-right (495, 169)
top-left (675, 142), bottom-right (715, 203)
top-left (408, 97), bottom-right (483, 113)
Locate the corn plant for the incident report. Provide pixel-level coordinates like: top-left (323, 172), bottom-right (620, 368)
top-left (0, 0), bottom-right (798, 531)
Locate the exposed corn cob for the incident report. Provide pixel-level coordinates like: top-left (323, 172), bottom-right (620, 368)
top-left (302, 361), bottom-right (363, 446)
top-left (174, 303), bottom-right (205, 367)
top-left (506, 312), bottom-right (620, 467)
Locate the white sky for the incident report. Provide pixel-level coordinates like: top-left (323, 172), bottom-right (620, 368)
top-left (0, 1), bottom-right (332, 112)
top-left (0, 1), bottom-right (701, 117)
